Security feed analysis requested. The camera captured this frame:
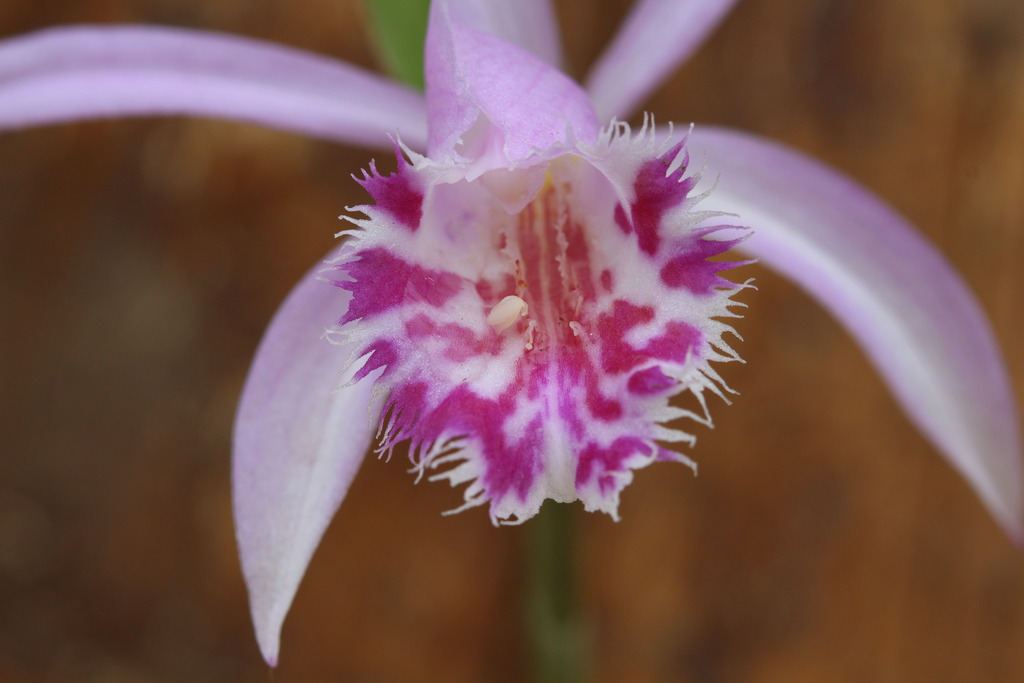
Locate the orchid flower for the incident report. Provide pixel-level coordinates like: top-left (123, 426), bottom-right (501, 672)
top-left (1, 0), bottom-right (1020, 669)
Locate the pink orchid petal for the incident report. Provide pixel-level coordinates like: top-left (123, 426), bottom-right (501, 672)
top-left (585, 0), bottom-right (740, 121)
top-left (687, 126), bottom-right (1023, 539)
top-left (233, 260), bottom-right (382, 666)
top-left (424, 0), bottom-right (599, 167)
top-left (0, 25), bottom-right (427, 150)
top-left (445, 0), bottom-right (563, 66)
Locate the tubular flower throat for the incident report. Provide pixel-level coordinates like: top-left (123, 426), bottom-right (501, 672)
top-left (330, 123), bottom-right (750, 523)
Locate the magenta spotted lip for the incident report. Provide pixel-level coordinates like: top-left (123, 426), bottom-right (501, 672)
top-left (330, 130), bottom-right (748, 523)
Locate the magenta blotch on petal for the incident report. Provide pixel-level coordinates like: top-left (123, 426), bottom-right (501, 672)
top-left (660, 227), bottom-right (752, 295)
top-left (628, 366), bottom-right (678, 395)
top-left (613, 142), bottom-right (694, 255)
top-left (334, 248), bottom-right (462, 322)
top-left (354, 151), bottom-right (425, 231)
top-left (576, 437), bottom-right (655, 500)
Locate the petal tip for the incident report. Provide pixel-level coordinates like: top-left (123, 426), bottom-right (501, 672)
top-left (256, 624), bottom-right (281, 668)
top-left (1000, 513), bottom-right (1024, 548)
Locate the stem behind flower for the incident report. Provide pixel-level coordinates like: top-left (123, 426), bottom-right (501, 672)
top-left (525, 503), bottom-right (588, 683)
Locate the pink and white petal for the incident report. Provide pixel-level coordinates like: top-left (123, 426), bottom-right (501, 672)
top-left (0, 25), bottom-right (427, 150)
top-left (424, 0), bottom-right (599, 169)
top-left (585, 0), bottom-right (740, 122)
top-left (233, 260), bottom-right (382, 666)
top-left (335, 131), bottom-right (747, 523)
top-left (445, 0), bottom-right (563, 67)
top-left (687, 126), bottom-right (1023, 539)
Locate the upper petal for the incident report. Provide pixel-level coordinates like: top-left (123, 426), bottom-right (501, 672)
top-left (443, 0), bottom-right (564, 67)
top-left (585, 0), bottom-right (740, 122)
top-left (233, 258), bottom-right (382, 666)
top-left (688, 126), bottom-right (1023, 539)
top-left (424, 0), bottom-right (599, 169)
top-left (0, 25), bottom-right (428, 150)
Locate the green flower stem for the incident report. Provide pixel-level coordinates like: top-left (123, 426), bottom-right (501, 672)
top-left (525, 503), bottom-right (588, 683)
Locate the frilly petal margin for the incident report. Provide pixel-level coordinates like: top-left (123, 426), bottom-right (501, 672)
top-left (424, 0), bottom-right (599, 169)
top-left (687, 126), bottom-right (1023, 540)
top-left (233, 261), bottom-right (383, 666)
top-left (585, 0), bottom-right (740, 122)
top-left (0, 25), bottom-right (428, 150)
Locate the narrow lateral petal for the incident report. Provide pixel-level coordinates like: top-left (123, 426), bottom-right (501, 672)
top-left (445, 0), bottom-right (564, 67)
top-left (0, 25), bottom-right (427, 150)
top-left (425, 0), bottom-right (599, 168)
top-left (688, 126), bottom-right (1023, 539)
top-left (585, 0), bottom-right (740, 122)
top-left (233, 261), bottom-right (382, 666)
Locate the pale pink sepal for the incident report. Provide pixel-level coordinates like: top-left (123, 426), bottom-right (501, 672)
top-left (688, 126), bottom-right (1023, 539)
top-left (444, 0), bottom-right (564, 67)
top-left (0, 25), bottom-right (428, 150)
top-left (233, 262), bottom-right (382, 666)
top-left (585, 0), bottom-right (740, 122)
top-left (424, 0), bottom-right (599, 168)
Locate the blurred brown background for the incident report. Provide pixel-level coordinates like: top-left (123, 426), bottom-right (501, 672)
top-left (1, 0), bottom-right (1023, 681)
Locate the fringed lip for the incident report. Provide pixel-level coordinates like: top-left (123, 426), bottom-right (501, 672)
top-left (330, 122), bottom-right (750, 523)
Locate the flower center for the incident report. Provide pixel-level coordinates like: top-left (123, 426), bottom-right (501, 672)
top-left (503, 179), bottom-right (593, 355)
